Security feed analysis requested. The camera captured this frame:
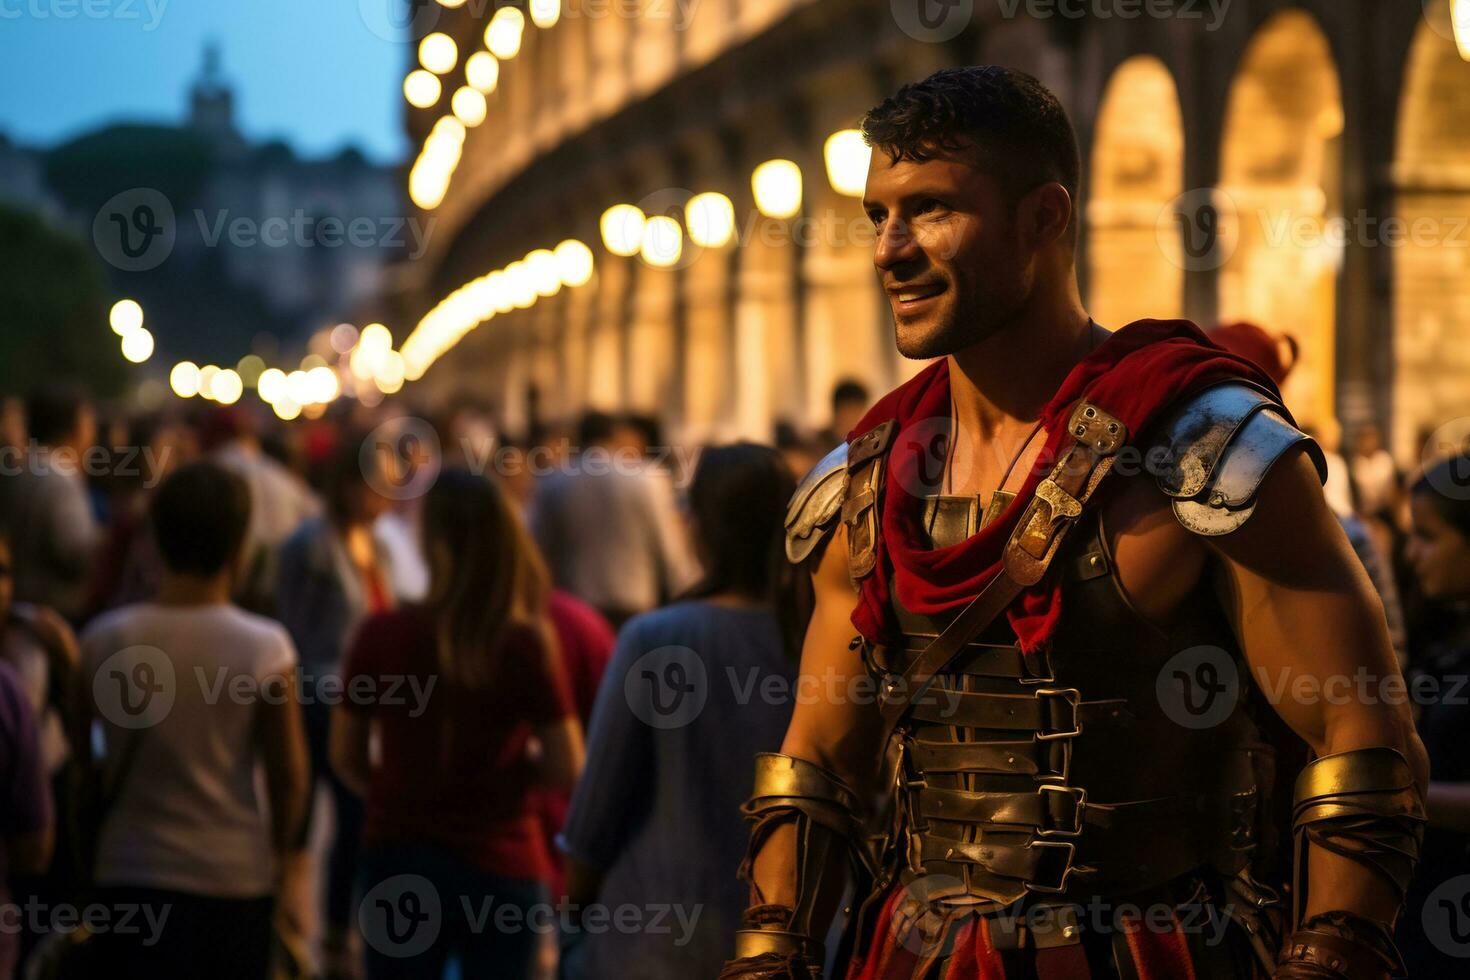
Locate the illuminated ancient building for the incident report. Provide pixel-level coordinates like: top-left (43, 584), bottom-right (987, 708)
top-left (400, 0), bottom-right (1470, 461)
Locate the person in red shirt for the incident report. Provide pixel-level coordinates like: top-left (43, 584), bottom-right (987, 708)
top-left (330, 468), bottom-right (583, 980)
top-left (536, 590), bottom-right (614, 901)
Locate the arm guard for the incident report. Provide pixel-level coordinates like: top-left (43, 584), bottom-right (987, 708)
top-left (1152, 382), bottom-right (1327, 536)
top-left (1278, 747), bottom-right (1426, 978)
top-left (727, 754), bottom-right (873, 972)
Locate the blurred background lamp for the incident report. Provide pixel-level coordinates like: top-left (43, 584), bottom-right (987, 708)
top-left (169, 361), bottom-right (200, 398)
top-left (686, 192), bottom-right (736, 248)
top-left (752, 159), bottom-right (802, 219)
top-left (418, 33), bottom-right (458, 75)
top-left (486, 8), bottom-right (525, 59)
top-left (109, 299), bottom-right (143, 335)
top-left (403, 69), bottom-right (442, 109)
top-left (451, 87), bottom-right (488, 127)
top-left (554, 239), bottom-right (594, 287)
top-left (640, 215), bottom-right (683, 268)
top-left (525, 248), bottom-right (562, 296)
top-left (211, 368), bottom-right (243, 405)
top-left (600, 204), bottom-right (645, 257)
top-left (120, 327), bottom-right (154, 363)
top-left (465, 52), bottom-right (500, 93)
top-left (824, 129), bottom-right (871, 198)
top-left (530, 0), bottom-right (561, 28)
top-left (257, 367), bottom-right (287, 402)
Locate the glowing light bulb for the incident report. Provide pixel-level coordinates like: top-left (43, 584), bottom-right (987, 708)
top-left (554, 239), bottom-right (594, 287)
top-left (824, 130), bottom-right (871, 198)
top-left (752, 159), bottom-right (802, 219)
top-left (600, 204), bottom-right (645, 257)
top-left (404, 69), bottom-right (442, 108)
top-left (120, 327), bottom-right (154, 363)
top-left (465, 51), bottom-right (500, 93)
top-left (686, 192), bottom-right (735, 248)
top-left (419, 33), bottom-right (458, 75)
top-left (109, 299), bottom-right (143, 335)
top-left (170, 361), bottom-right (200, 398)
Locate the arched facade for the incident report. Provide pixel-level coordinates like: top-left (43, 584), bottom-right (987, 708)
top-left (398, 0), bottom-right (1459, 464)
top-left (1218, 10), bottom-right (1343, 431)
top-left (1086, 55), bottom-right (1185, 330)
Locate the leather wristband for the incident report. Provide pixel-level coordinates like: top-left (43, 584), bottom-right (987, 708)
top-left (1275, 912), bottom-right (1403, 979)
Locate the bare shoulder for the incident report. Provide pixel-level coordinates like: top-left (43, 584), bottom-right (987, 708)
top-left (1099, 382), bottom-right (1329, 620)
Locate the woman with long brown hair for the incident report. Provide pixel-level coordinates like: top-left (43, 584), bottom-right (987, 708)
top-left (330, 467), bottom-right (582, 979)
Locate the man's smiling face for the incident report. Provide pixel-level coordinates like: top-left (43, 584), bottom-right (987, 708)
top-left (863, 145), bottom-right (1033, 359)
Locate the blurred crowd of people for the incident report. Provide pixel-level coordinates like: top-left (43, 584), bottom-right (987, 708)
top-left (0, 348), bottom-right (1467, 978)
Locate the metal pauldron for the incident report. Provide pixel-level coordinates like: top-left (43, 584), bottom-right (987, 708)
top-left (732, 753), bottom-right (873, 965)
top-left (1285, 746), bottom-right (1426, 977)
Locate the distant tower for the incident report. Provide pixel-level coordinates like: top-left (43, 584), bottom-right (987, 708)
top-left (188, 43), bottom-right (244, 156)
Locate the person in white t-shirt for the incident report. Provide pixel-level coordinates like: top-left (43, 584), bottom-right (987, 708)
top-left (73, 461), bottom-right (309, 980)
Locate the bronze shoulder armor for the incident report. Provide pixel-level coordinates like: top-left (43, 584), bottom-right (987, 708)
top-left (1151, 381), bottom-right (1328, 536)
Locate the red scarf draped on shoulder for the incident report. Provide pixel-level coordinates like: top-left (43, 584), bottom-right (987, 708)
top-left (848, 319), bottom-right (1281, 655)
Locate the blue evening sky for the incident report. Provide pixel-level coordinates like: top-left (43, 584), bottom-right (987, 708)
top-left (0, 0), bottom-right (412, 162)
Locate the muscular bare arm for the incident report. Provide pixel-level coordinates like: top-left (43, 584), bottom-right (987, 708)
top-left (748, 523), bottom-right (887, 913)
top-left (1207, 449), bottom-right (1429, 926)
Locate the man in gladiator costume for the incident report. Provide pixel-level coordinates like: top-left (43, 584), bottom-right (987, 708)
top-left (719, 67), bottom-right (1427, 980)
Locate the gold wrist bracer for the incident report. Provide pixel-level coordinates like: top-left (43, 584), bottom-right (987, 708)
top-left (1290, 746), bottom-right (1426, 931)
top-left (734, 753), bottom-right (873, 963)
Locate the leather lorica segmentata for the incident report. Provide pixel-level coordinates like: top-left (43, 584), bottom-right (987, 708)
top-left (782, 382), bottom-right (1324, 917)
top-left (868, 503), bottom-right (1270, 912)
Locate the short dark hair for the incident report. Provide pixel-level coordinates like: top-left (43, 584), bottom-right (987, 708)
top-left (862, 66), bottom-right (1081, 215)
top-left (1414, 459), bottom-right (1470, 543)
top-left (150, 461), bottom-right (251, 577)
top-left (578, 410), bottom-right (615, 448)
top-left (832, 379), bottom-right (869, 410)
top-left (25, 384), bottom-right (89, 446)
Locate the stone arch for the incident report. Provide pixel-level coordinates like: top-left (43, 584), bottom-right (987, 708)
top-left (1085, 54), bottom-right (1185, 329)
top-left (1391, 0), bottom-right (1470, 459)
top-left (1218, 10), bottom-right (1344, 430)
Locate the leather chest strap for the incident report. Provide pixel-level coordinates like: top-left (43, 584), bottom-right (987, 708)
top-left (876, 400), bottom-right (1127, 737)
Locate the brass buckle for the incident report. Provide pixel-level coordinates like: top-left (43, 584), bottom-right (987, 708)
top-left (1034, 688), bottom-right (1082, 740)
top-left (1034, 478), bottom-right (1083, 525)
top-left (1024, 840), bottom-right (1078, 894)
top-left (1036, 784), bottom-right (1088, 838)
